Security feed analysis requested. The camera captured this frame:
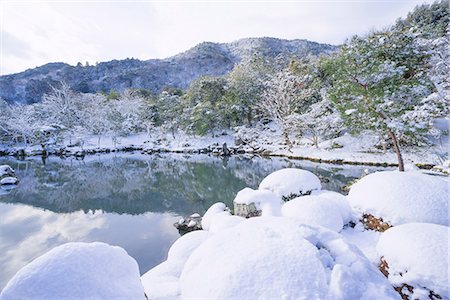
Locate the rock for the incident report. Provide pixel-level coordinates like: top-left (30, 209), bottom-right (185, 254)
top-left (0, 177), bottom-right (19, 185)
top-left (221, 143), bottom-right (230, 156)
top-left (233, 188), bottom-right (280, 218)
top-left (174, 214), bottom-right (202, 234)
top-left (0, 165), bottom-right (15, 178)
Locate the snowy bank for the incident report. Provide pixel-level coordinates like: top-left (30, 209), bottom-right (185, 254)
top-left (0, 242), bottom-right (145, 300)
top-left (348, 171), bottom-right (448, 227)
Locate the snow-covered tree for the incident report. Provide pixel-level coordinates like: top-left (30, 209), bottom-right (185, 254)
top-left (157, 90), bottom-right (183, 138)
top-left (257, 68), bottom-right (315, 149)
top-left (323, 27), bottom-right (442, 171)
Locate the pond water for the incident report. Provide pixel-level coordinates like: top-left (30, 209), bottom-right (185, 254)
top-left (0, 153), bottom-right (392, 290)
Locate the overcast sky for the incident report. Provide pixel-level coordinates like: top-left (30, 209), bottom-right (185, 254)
top-left (0, 0), bottom-right (436, 75)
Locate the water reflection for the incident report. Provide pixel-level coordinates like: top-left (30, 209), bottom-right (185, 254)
top-left (0, 153), bottom-right (393, 290)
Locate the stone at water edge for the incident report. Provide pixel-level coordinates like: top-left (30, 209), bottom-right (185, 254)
top-left (0, 165), bottom-right (15, 178)
top-left (0, 177), bottom-right (19, 185)
top-left (174, 213), bottom-right (202, 234)
top-left (233, 188), bottom-right (281, 218)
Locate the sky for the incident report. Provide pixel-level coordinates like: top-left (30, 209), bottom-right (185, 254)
top-left (0, 0), bottom-right (437, 75)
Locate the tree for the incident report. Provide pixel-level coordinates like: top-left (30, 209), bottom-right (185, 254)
top-left (323, 28), bottom-right (440, 171)
top-left (157, 90), bottom-right (184, 138)
top-left (183, 77), bottom-right (226, 136)
top-left (40, 82), bottom-right (89, 144)
top-left (257, 68), bottom-right (315, 150)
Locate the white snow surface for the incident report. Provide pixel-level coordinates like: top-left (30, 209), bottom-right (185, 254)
top-left (200, 202), bottom-right (229, 231)
top-left (233, 187), bottom-right (281, 216)
top-left (258, 168), bottom-right (321, 200)
top-left (0, 242), bottom-right (145, 300)
top-left (376, 223), bottom-right (450, 298)
top-left (281, 195), bottom-right (344, 232)
top-left (179, 217), bottom-right (399, 300)
top-left (348, 171), bottom-right (449, 226)
top-left (141, 230), bottom-right (210, 299)
top-left (311, 190), bottom-right (352, 223)
top-left (0, 177), bottom-right (18, 185)
top-left (0, 165), bottom-right (14, 177)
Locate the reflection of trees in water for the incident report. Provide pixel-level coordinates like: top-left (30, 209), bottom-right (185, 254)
top-left (0, 155), bottom-right (383, 215)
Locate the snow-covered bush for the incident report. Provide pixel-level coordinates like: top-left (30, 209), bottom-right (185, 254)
top-left (259, 168), bottom-right (321, 201)
top-left (281, 195), bottom-right (345, 232)
top-left (377, 223), bottom-right (449, 299)
top-left (0, 242), bottom-right (145, 300)
top-left (347, 171), bottom-right (448, 228)
top-left (179, 217), bottom-right (399, 299)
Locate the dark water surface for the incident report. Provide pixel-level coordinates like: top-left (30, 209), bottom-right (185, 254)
top-left (0, 153), bottom-right (391, 290)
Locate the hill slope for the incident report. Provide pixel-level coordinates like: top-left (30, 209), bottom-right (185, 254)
top-left (0, 37), bottom-right (336, 104)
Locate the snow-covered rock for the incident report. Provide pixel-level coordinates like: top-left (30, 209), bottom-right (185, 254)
top-left (0, 177), bottom-right (18, 185)
top-left (348, 171), bottom-right (448, 226)
top-left (141, 230), bottom-right (210, 299)
top-left (201, 202), bottom-right (229, 231)
top-left (259, 168), bottom-right (322, 201)
top-left (179, 217), bottom-right (399, 299)
top-left (377, 223), bottom-right (449, 299)
top-left (233, 187), bottom-right (281, 218)
top-left (0, 242), bottom-right (145, 300)
top-left (281, 195), bottom-right (344, 232)
top-left (0, 165), bottom-right (15, 178)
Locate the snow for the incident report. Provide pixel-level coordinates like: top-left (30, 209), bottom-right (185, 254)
top-left (0, 242), bottom-right (145, 300)
top-left (200, 202), bottom-right (229, 231)
top-left (348, 171), bottom-right (449, 226)
top-left (233, 187), bottom-right (281, 215)
top-left (0, 165), bottom-right (14, 178)
top-left (376, 223), bottom-right (449, 298)
top-left (141, 230), bottom-right (210, 299)
top-left (281, 195), bottom-right (344, 232)
top-left (311, 190), bottom-right (352, 223)
top-left (341, 224), bottom-right (381, 263)
top-left (179, 217), bottom-right (398, 299)
top-left (208, 214), bottom-right (245, 233)
top-left (258, 168), bottom-right (321, 200)
top-left (0, 177), bottom-right (18, 185)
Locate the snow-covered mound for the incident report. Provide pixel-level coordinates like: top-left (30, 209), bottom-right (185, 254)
top-left (0, 242), bottom-right (145, 300)
top-left (0, 165), bottom-right (15, 178)
top-left (0, 177), bottom-right (18, 185)
top-left (281, 195), bottom-right (344, 232)
top-left (259, 168), bottom-right (321, 201)
top-left (311, 190), bottom-right (352, 223)
top-left (348, 171), bottom-right (448, 226)
top-left (233, 187), bottom-right (281, 217)
top-left (179, 217), bottom-right (399, 299)
top-left (201, 202), bottom-right (229, 231)
top-left (141, 230), bottom-right (210, 299)
top-left (377, 223), bottom-right (449, 299)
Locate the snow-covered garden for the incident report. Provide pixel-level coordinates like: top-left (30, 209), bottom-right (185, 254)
top-left (1, 167), bottom-right (447, 299)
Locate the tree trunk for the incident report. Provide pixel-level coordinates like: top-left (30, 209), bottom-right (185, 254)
top-left (283, 128), bottom-right (293, 152)
top-left (388, 130), bottom-right (404, 172)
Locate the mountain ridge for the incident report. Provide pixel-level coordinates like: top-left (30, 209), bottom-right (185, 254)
top-left (0, 37), bottom-right (337, 104)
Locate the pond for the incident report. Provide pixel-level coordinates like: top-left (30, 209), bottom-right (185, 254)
top-left (0, 153), bottom-right (392, 290)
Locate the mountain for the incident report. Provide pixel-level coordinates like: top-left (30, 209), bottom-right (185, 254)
top-left (0, 37), bottom-right (337, 104)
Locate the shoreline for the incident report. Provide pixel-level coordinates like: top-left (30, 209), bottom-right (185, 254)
top-left (0, 143), bottom-right (442, 171)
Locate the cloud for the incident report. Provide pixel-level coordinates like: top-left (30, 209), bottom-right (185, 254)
top-left (0, 0), bottom-right (436, 75)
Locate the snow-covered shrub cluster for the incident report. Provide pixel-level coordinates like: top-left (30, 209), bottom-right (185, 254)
top-left (1, 167), bottom-right (448, 299)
